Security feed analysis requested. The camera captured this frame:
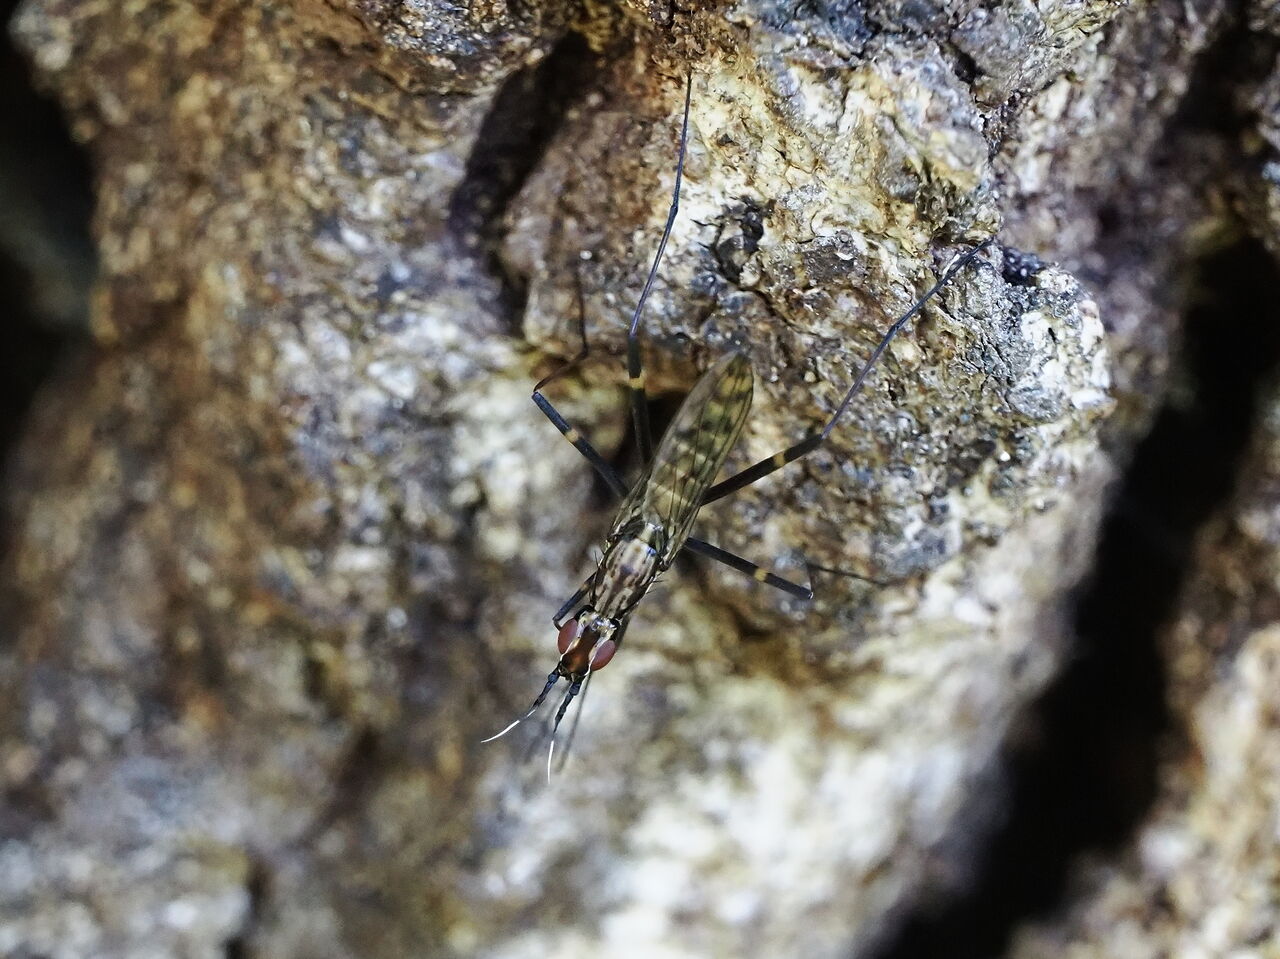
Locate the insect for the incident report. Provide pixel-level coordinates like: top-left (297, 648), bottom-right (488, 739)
top-left (485, 72), bottom-right (993, 775)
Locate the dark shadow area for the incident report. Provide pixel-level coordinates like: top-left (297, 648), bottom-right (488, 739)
top-left (604, 390), bottom-right (683, 495)
top-left (446, 31), bottom-right (596, 322)
top-left (0, 1), bottom-right (93, 490)
top-left (868, 239), bottom-right (1280, 958)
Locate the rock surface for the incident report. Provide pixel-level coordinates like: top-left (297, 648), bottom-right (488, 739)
top-left (1, 0), bottom-right (1269, 956)
top-left (1011, 377), bottom-right (1280, 959)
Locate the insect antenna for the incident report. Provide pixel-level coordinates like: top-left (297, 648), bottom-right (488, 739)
top-left (480, 670), bottom-right (560, 743)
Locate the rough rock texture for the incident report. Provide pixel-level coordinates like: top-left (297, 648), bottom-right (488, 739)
top-left (1011, 379), bottom-right (1280, 959)
top-left (0, 0), bottom-right (1264, 957)
top-left (1003, 1), bottom-right (1280, 952)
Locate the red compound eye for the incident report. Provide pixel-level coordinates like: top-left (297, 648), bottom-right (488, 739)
top-left (589, 639), bottom-right (618, 670)
top-left (556, 619), bottom-right (581, 655)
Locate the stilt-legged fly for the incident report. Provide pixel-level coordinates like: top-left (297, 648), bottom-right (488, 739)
top-left (485, 72), bottom-right (993, 776)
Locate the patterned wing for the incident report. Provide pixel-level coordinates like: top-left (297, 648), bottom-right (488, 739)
top-left (612, 352), bottom-right (754, 564)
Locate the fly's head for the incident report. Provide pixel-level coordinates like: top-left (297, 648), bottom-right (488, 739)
top-left (554, 608), bottom-right (619, 683)
top-left (479, 608), bottom-right (621, 752)
top-left (481, 531), bottom-right (648, 760)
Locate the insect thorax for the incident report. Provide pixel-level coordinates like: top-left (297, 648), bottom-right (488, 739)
top-left (588, 521), bottom-right (667, 620)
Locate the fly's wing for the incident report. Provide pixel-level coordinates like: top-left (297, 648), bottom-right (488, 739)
top-left (613, 352), bottom-right (753, 564)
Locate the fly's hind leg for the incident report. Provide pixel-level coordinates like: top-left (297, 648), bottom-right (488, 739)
top-left (684, 241), bottom-right (993, 600)
top-left (683, 536), bottom-right (814, 600)
top-left (804, 559), bottom-right (889, 589)
top-left (533, 264), bottom-right (592, 395)
top-left (538, 71), bottom-right (694, 492)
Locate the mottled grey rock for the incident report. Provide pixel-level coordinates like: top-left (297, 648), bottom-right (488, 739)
top-left (1004, 1), bottom-right (1280, 948)
top-left (0, 0), bottom-right (1246, 956)
top-left (1011, 381), bottom-right (1280, 959)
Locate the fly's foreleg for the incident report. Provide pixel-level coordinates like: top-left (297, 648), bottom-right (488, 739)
top-left (701, 238), bottom-right (994, 506)
top-left (625, 72), bottom-right (693, 463)
top-left (532, 269), bottom-right (630, 499)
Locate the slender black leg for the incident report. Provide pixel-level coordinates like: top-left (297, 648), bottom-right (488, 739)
top-left (805, 560), bottom-right (889, 588)
top-left (701, 238), bottom-right (994, 506)
top-left (532, 271), bottom-right (630, 499)
top-left (533, 73), bottom-right (694, 491)
top-left (532, 395), bottom-right (628, 499)
top-left (683, 536), bottom-right (813, 600)
top-left (626, 72), bottom-right (694, 463)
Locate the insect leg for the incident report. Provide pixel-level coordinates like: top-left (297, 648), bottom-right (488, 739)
top-left (683, 536), bottom-right (814, 600)
top-left (532, 393), bottom-right (628, 498)
top-left (532, 266), bottom-right (592, 395)
top-left (532, 269), bottom-right (631, 498)
top-left (805, 559), bottom-right (889, 588)
top-left (701, 238), bottom-right (994, 506)
top-left (625, 71), bottom-right (694, 463)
